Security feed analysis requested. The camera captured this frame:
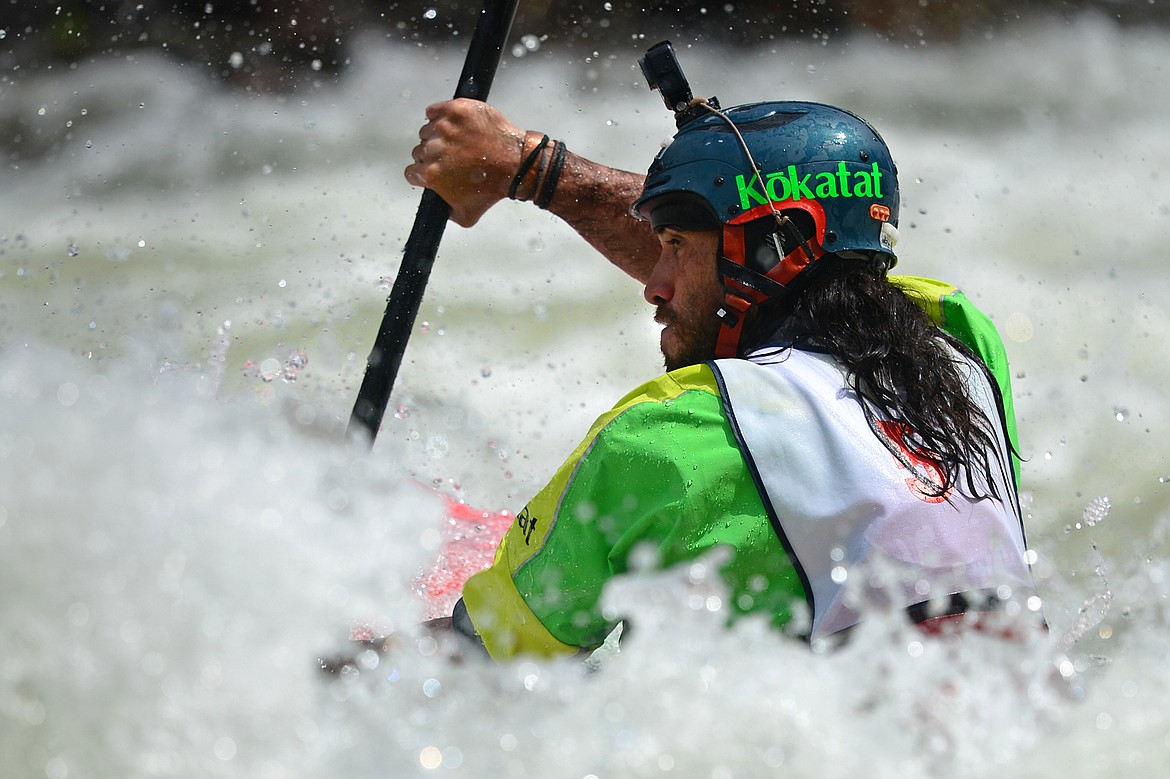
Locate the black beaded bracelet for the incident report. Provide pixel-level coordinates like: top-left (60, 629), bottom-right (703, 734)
top-left (534, 140), bottom-right (567, 210)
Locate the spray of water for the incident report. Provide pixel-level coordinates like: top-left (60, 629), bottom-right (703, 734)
top-left (4, 14), bottom-right (1170, 778)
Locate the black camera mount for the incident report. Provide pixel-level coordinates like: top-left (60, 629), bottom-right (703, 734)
top-left (638, 41), bottom-right (720, 129)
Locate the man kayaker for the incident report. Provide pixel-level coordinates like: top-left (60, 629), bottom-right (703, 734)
top-left (402, 72), bottom-right (1039, 661)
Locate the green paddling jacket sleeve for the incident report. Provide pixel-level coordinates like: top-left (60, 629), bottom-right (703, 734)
top-left (460, 276), bottom-right (1020, 661)
top-left (460, 364), bottom-right (804, 660)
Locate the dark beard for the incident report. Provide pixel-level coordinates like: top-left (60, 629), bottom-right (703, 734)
top-left (657, 304), bottom-right (723, 372)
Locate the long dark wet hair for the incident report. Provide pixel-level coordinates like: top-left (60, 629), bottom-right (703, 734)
top-left (744, 257), bottom-right (1011, 503)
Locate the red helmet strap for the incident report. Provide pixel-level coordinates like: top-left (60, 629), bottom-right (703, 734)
top-left (714, 291), bottom-right (752, 359)
top-left (713, 201), bottom-right (828, 357)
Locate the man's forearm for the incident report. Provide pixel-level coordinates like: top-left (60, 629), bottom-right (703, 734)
top-left (405, 99), bottom-right (659, 283)
top-left (534, 150), bottom-right (660, 284)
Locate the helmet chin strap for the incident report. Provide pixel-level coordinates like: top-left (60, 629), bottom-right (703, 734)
top-left (712, 212), bottom-right (827, 358)
top-left (714, 297), bottom-right (749, 359)
top-left (713, 254), bottom-right (789, 358)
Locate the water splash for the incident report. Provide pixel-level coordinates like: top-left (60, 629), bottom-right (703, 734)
top-left (5, 19), bottom-right (1170, 779)
top-left (242, 349), bottom-right (308, 384)
top-left (200, 319), bottom-right (233, 397)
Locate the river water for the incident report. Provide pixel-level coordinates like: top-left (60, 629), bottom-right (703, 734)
top-left (3, 11), bottom-right (1170, 779)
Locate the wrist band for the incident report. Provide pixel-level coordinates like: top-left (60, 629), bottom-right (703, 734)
top-left (527, 137), bottom-right (551, 202)
top-left (507, 133), bottom-right (549, 200)
top-left (534, 140), bottom-right (567, 210)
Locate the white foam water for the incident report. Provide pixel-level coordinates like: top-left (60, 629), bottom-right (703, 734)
top-left (3, 13), bottom-right (1170, 778)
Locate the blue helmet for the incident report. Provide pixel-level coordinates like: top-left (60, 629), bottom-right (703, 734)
top-left (632, 100), bottom-right (901, 356)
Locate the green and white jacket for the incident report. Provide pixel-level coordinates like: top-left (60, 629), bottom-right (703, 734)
top-left (461, 276), bottom-right (1032, 660)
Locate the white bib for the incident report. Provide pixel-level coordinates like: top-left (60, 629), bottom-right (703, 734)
top-left (712, 346), bottom-right (1034, 640)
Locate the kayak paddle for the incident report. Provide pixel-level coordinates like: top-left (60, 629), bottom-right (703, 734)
top-left (348, 0), bottom-right (520, 444)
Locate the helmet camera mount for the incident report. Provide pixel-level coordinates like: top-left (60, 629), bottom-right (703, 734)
top-left (639, 41), bottom-right (720, 129)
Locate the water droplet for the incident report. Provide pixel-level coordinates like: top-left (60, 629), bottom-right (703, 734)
top-left (45, 758), bottom-right (67, 779)
top-left (1083, 496), bottom-right (1111, 527)
top-left (830, 566), bottom-right (848, 583)
top-left (137, 239), bottom-right (146, 248)
top-left (1114, 408), bottom-right (1128, 422)
top-left (423, 8), bottom-right (438, 19)
top-left (66, 242), bottom-right (79, 257)
top-left (480, 367), bottom-right (492, 378)
top-left (214, 737), bottom-right (237, 761)
top-left (258, 358), bottom-right (281, 381)
top-left (281, 350), bottom-right (307, 382)
top-left (57, 382), bottom-right (80, 407)
top-left (419, 745), bottom-right (442, 769)
top-left (228, 51), bottom-right (244, 69)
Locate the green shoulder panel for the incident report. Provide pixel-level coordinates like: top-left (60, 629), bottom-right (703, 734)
top-left (890, 275), bottom-right (1020, 482)
top-left (462, 363), bottom-right (803, 660)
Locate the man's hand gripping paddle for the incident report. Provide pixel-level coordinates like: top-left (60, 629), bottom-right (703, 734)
top-left (348, 0), bottom-right (520, 445)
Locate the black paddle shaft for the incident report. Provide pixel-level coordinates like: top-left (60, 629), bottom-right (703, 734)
top-left (348, 0), bottom-right (520, 443)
